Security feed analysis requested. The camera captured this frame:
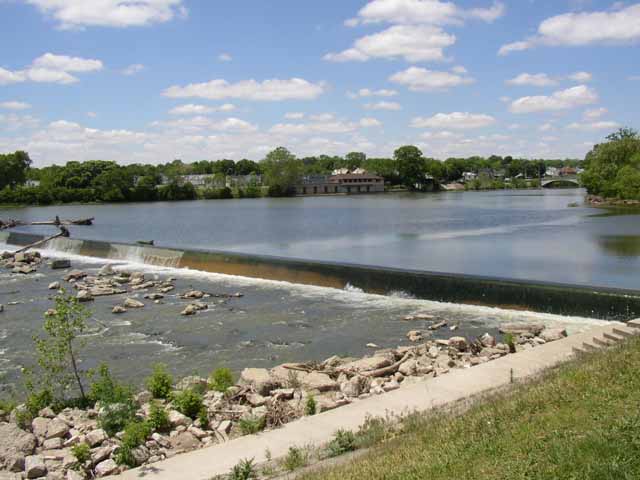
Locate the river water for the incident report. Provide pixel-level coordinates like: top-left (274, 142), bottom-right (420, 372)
top-left (0, 189), bottom-right (638, 393)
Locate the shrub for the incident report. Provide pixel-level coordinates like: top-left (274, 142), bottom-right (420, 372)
top-left (89, 364), bottom-right (137, 436)
top-left (0, 398), bottom-right (16, 414)
top-left (281, 446), bottom-right (309, 472)
top-left (147, 402), bottom-right (170, 432)
top-left (229, 458), bottom-right (258, 480)
top-left (99, 402), bottom-right (137, 437)
top-left (71, 442), bottom-right (90, 465)
top-left (25, 388), bottom-right (53, 418)
top-left (198, 407), bottom-right (209, 427)
top-left (503, 333), bottom-right (516, 354)
top-left (326, 430), bottom-right (357, 458)
top-left (355, 415), bottom-right (393, 448)
top-left (172, 389), bottom-right (203, 419)
top-left (238, 415), bottom-right (266, 435)
top-left (304, 395), bottom-right (317, 416)
top-left (115, 420), bottom-right (152, 467)
top-left (209, 368), bottom-right (234, 392)
top-left (146, 364), bottom-right (173, 399)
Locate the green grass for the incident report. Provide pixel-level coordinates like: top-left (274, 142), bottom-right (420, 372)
top-left (299, 337), bottom-right (640, 480)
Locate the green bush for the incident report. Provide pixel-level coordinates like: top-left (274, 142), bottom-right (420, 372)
top-left (99, 402), bottom-right (137, 437)
top-left (115, 420), bottom-right (152, 467)
top-left (238, 415), bottom-right (266, 435)
top-left (172, 389), bottom-right (203, 419)
top-left (503, 333), bottom-right (516, 354)
top-left (229, 458), bottom-right (258, 480)
top-left (0, 398), bottom-right (16, 414)
top-left (355, 415), bottom-right (393, 448)
top-left (89, 364), bottom-right (137, 436)
top-left (71, 442), bottom-right (91, 465)
top-left (209, 368), bottom-right (235, 392)
top-left (281, 446), bottom-right (309, 471)
top-left (305, 395), bottom-right (317, 416)
top-left (145, 364), bottom-right (173, 399)
top-left (326, 430), bottom-right (357, 458)
top-left (147, 402), bottom-right (170, 432)
top-left (25, 388), bottom-right (53, 418)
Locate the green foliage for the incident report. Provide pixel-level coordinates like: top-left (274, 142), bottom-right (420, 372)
top-left (281, 446), bottom-right (309, 472)
top-left (326, 430), bottom-right (357, 458)
top-left (0, 151), bottom-right (31, 190)
top-left (147, 401), bottom-right (170, 432)
top-left (89, 363), bottom-right (133, 405)
top-left (145, 364), bottom-right (173, 399)
top-left (394, 145), bottom-right (426, 190)
top-left (503, 333), bottom-right (516, 354)
top-left (115, 420), bottom-right (152, 467)
top-left (582, 128), bottom-right (640, 200)
top-left (71, 442), bottom-right (91, 465)
top-left (31, 291), bottom-right (89, 404)
top-left (229, 458), bottom-right (258, 480)
top-left (209, 368), bottom-right (235, 392)
top-left (304, 395), bottom-right (317, 416)
top-left (0, 398), bottom-right (16, 414)
top-left (172, 389), bottom-right (203, 419)
top-left (238, 415), bottom-right (266, 435)
top-left (262, 147), bottom-right (303, 196)
top-left (355, 415), bottom-right (393, 448)
top-left (198, 407), bottom-right (209, 427)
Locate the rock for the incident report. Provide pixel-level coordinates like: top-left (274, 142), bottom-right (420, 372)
top-left (46, 418), bottom-right (69, 439)
top-left (246, 394), bottom-right (267, 407)
top-left (479, 333), bottom-right (496, 348)
top-left (131, 445), bottom-right (150, 466)
top-left (180, 304), bottom-right (197, 316)
top-left (159, 286), bottom-right (174, 293)
top-left (270, 388), bottom-right (294, 400)
top-left (25, 455), bottom-right (47, 479)
top-left (539, 328), bottom-right (567, 342)
top-left (32, 417), bottom-right (50, 439)
top-left (175, 376), bottom-right (208, 391)
top-left (0, 424), bottom-right (36, 469)
top-left (63, 269), bottom-right (85, 280)
top-left (135, 390), bottom-right (153, 404)
top-left (169, 431), bottom-right (200, 452)
top-left (406, 330), bottom-right (423, 342)
top-left (216, 420), bottom-right (232, 435)
top-left (340, 376), bottom-right (367, 397)
top-left (66, 469), bottom-right (85, 480)
top-left (448, 336), bottom-right (469, 352)
top-left (366, 343), bottom-right (379, 348)
top-left (52, 260), bottom-right (71, 270)
top-left (48, 282), bottom-right (60, 290)
top-left (240, 368), bottom-right (279, 395)
top-left (168, 410), bottom-right (191, 428)
top-left (85, 429), bottom-right (107, 447)
top-left (98, 264), bottom-right (114, 276)
top-left (301, 372), bottom-right (338, 392)
top-left (428, 321), bottom-right (447, 330)
top-left (187, 426), bottom-right (208, 440)
top-left (42, 437), bottom-right (63, 450)
top-left (398, 359), bottom-right (418, 376)
top-left (45, 308), bottom-right (57, 317)
top-left (123, 298), bottom-right (144, 309)
top-left (13, 265), bottom-right (35, 274)
top-left (144, 293), bottom-right (164, 300)
top-left (91, 445), bottom-right (113, 465)
top-left (111, 305), bottom-right (127, 314)
top-left (182, 290), bottom-right (204, 299)
top-left (337, 355), bottom-right (393, 373)
top-left (76, 290), bottom-right (93, 303)
top-left (499, 322), bottom-right (544, 336)
top-left (94, 458), bottom-right (118, 477)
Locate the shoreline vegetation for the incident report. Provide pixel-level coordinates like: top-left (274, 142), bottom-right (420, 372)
top-left (0, 250), bottom-right (572, 479)
top-left (0, 145), bottom-right (581, 208)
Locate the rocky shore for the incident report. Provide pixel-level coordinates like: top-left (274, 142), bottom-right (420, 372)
top-left (586, 194), bottom-right (640, 207)
top-left (0, 250), bottom-right (570, 479)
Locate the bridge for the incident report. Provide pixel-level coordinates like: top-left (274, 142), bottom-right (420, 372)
top-left (541, 175), bottom-right (580, 188)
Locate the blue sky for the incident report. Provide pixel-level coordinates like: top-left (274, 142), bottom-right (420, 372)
top-left (0, 0), bottom-right (638, 166)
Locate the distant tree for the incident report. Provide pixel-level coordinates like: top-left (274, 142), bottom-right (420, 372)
top-left (394, 145), bottom-right (425, 190)
top-left (213, 159), bottom-right (236, 176)
top-left (344, 152), bottom-right (366, 170)
top-left (235, 159), bottom-right (261, 175)
top-left (0, 151), bottom-right (32, 189)
top-left (261, 147), bottom-right (303, 196)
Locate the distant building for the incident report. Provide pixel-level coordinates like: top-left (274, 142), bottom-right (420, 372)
top-left (25, 180), bottom-right (40, 187)
top-left (294, 169), bottom-right (384, 195)
top-left (226, 174), bottom-right (263, 188)
top-left (560, 166), bottom-right (577, 176)
top-left (545, 167), bottom-right (560, 177)
top-left (179, 174), bottom-right (216, 187)
top-left (462, 171), bottom-right (477, 182)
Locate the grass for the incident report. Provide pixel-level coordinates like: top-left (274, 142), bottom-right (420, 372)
top-left (298, 337), bottom-right (640, 480)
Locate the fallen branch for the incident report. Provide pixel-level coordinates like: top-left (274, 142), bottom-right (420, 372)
top-left (13, 226), bottom-right (69, 254)
top-left (361, 352), bottom-right (412, 378)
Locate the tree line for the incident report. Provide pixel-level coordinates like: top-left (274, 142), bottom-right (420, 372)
top-left (0, 147), bottom-right (582, 206)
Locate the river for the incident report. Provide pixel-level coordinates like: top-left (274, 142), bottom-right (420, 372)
top-left (0, 189), bottom-right (638, 392)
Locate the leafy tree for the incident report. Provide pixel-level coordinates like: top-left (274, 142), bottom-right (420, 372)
top-left (344, 152), bottom-right (366, 170)
top-left (261, 147), bottom-right (303, 196)
top-left (0, 151), bottom-right (32, 189)
top-left (235, 159), bottom-right (261, 175)
top-left (394, 145), bottom-right (426, 190)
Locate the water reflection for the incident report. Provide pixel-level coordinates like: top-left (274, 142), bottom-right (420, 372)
top-left (598, 236), bottom-right (640, 258)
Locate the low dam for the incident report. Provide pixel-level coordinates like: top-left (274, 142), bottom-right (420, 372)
top-left (3, 231), bottom-right (640, 321)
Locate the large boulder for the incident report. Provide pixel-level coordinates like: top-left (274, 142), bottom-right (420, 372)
top-left (168, 410), bottom-right (191, 428)
top-left (0, 423), bottom-right (36, 470)
top-left (449, 336), bottom-right (469, 352)
top-left (337, 355), bottom-right (394, 373)
top-left (123, 298), bottom-right (144, 309)
top-left (45, 418), bottom-right (69, 440)
top-left (31, 417), bottom-right (50, 439)
top-left (94, 459), bottom-right (118, 477)
top-left (539, 328), bottom-right (568, 342)
top-left (52, 259), bottom-right (72, 270)
top-left (240, 368), bottom-right (279, 395)
top-left (300, 372), bottom-right (338, 392)
top-left (499, 323), bottom-right (544, 336)
top-left (24, 455), bottom-right (46, 479)
top-left (85, 429), bottom-right (107, 448)
top-left (169, 431), bottom-right (200, 452)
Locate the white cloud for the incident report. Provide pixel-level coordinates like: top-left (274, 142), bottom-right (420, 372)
top-left (168, 103), bottom-right (236, 115)
top-left (33, 53), bottom-right (103, 72)
top-left (498, 4), bottom-right (640, 55)
top-left (509, 85), bottom-right (598, 113)
top-left (420, 130), bottom-right (462, 139)
top-left (24, 0), bottom-right (187, 29)
top-left (0, 113), bottom-right (40, 131)
top-left (347, 88), bottom-right (398, 99)
top-left (410, 112), bottom-right (496, 129)
top-left (567, 71), bottom-right (592, 82)
top-left (507, 123), bottom-right (521, 130)
top-left (284, 112), bottom-right (305, 119)
top-left (348, 0), bottom-right (505, 26)
top-left (360, 117), bottom-right (382, 127)
top-left (324, 25), bottom-right (455, 63)
top-left (506, 73), bottom-right (557, 87)
top-left (269, 120), bottom-right (359, 135)
top-left (163, 78), bottom-right (325, 101)
top-left (451, 65), bottom-right (467, 74)
top-left (567, 120), bottom-right (620, 130)
top-left (218, 53), bottom-right (232, 62)
top-left (363, 101), bottom-right (402, 111)
top-left (309, 113), bottom-right (335, 122)
top-left (539, 123), bottom-right (554, 132)
top-left (583, 107), bottom-right (607, 120)
top-left (500, 96), bottom-right (511, 103)
top-left (122, 64), bottom-right (145, 76)
top-left (0, 53), bottom-right (102, 85)
top-left (390, 66), bottom-right (474, 91)
top-left (87, 111), bottom-right (97, 118)
top-left (156, 116), bottom-right (257, 133)
top-left (0, 101), bottom-right (31, 110)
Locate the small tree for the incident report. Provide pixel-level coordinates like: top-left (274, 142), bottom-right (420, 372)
top-left (261, 147), bottom-right (303, 196)
top-left (394, 145), bottom-right (426, 190)
top-left (32, 290), bottom-right (89, 403)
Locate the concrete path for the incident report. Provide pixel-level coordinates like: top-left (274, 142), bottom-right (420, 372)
top-left (112, 321), bottom-right (640, 480)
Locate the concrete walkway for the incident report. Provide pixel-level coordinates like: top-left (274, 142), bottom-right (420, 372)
top-left (112, 321), bottom-right (640, 479)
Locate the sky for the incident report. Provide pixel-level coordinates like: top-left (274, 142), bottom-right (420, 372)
top-left (0, 0), bottom-right (638, 167)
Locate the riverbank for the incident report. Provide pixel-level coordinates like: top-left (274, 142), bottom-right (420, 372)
top-left (586, 194), bottom-right (640, 208)
top-left (298, 333), bottom-right (640, 480)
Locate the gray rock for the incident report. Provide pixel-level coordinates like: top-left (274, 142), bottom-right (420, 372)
top-left (135, 390), bottom-right (153, 404)
top-left (539, 328), bottom-right (567, 342)
top-left (123, 298), bottom-right (144, 309)
top-left (111, 305), bottom-right (127, 314)
top-left (398, 359), bottom-right (418, 376)
top-left (240, 368), bottom-right (279, 395)
top-left (479, 333), bottom-right (496, 348)
top-left (175, 376), bottom-right (208, 391)
top-left (131, 445), bottom-right (150, 466)
top-left (169, 431), bottom-right (200, 452)
top-left (337, 355), bottom-right (394, 373)
top-left (48, 282), bottom-right (60, 290)
top-left (85, 429), bottom-right (107, 447)
top-left (52, 260), bottom-right (71, 270)
top-left (182, 290), bottom-right (204, 299)
top-left (42, 438), bottom-right (63, 450)
top-left (90, 446), bottom-right (112, 465)
top-left (168, 410), bottom-right (191, 428)
top-left (46, 418), bottom-right (69, 439)
top-left (448, 336), bottom-right (468, 352)
top-left (301, 372), bottom-right (338, 392)
top-left (406, 330), bottom-right (423, 342)
top-left (76, 290), bottom-right (93, 303)
top-left (25, 455), bottom-right (47, 479)
top-left (499, 322), bottom-right (545, 335)
top-left (66, 469), bottom-right (85, 480)
top-left (94, 458), bottom-right (118, 477)
top-left (32, 417), bottom-right (50, 439)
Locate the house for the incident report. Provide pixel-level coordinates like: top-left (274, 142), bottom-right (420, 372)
top-left (560, 166), bottom-right (577, 176)
top-left (462, 171), bottom-right (477, 182)
top-left (226, 174), bottom-right (262, 188)
top-left (545, 167), bottom-right (560, 177)
top-left (294, 169), bottom-right (384, 195)
top-left (25, 180), bottom-right (40, 187)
